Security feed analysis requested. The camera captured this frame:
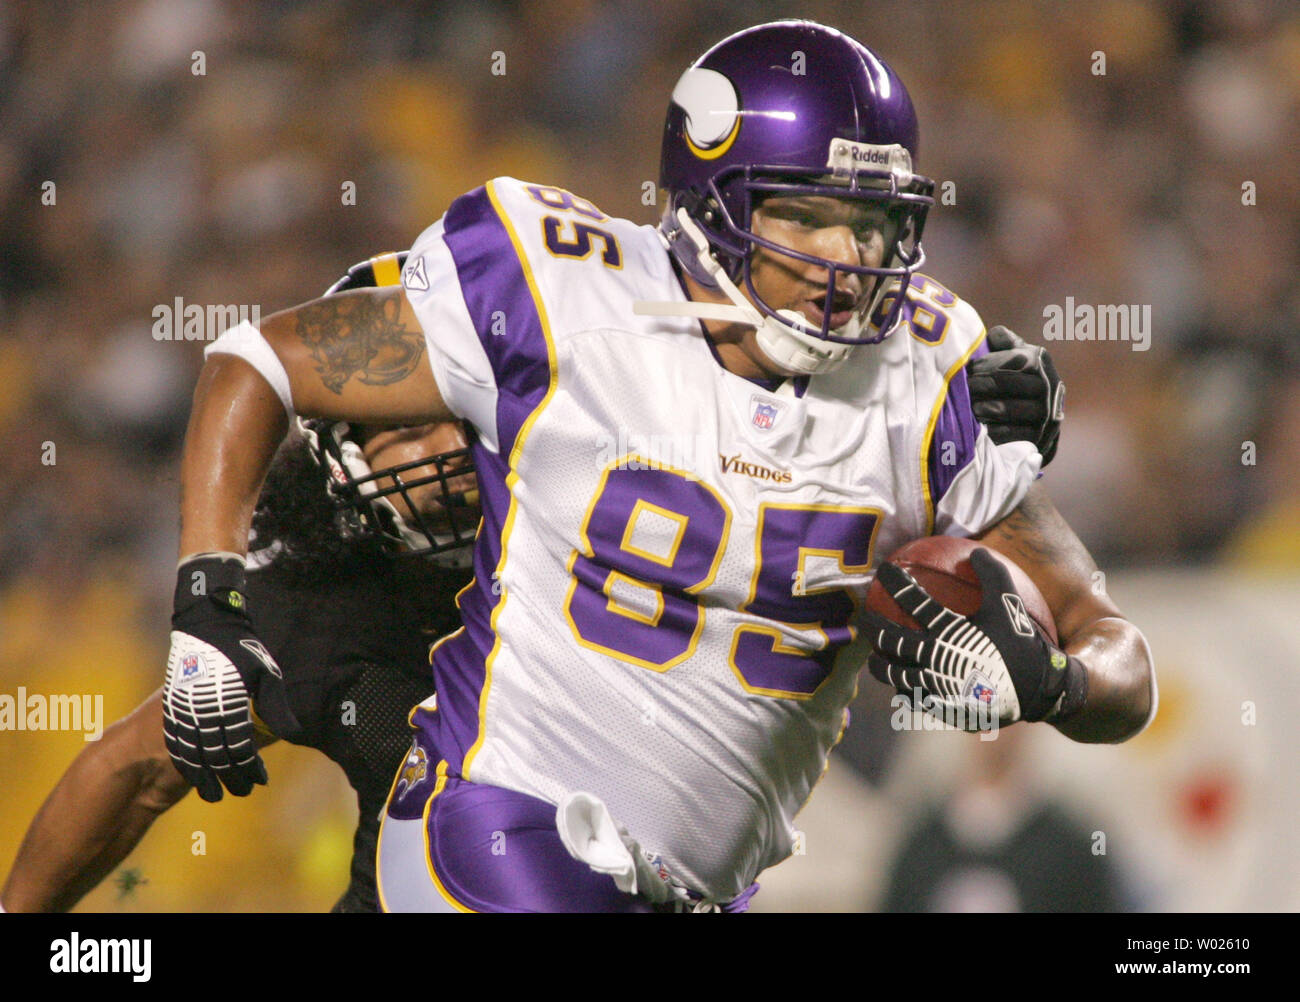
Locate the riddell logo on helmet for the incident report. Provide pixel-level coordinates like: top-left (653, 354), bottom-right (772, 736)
top-left (826, 141), bottom-right (913, 183)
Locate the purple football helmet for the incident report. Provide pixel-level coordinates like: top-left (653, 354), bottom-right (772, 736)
top-left (656, 20), bottom-right (935, 373)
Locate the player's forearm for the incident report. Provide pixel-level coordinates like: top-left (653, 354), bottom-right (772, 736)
top-left (1055, 616), bottom-right (1154, 744)
top-left (13, 768), bottom-right (179, 913)
top-left (2, 699), bottom-right (190, 912)
top-left (974, 486), bottom-right (1155, 743)
top-left (179, 354), bottom-right (289, 558)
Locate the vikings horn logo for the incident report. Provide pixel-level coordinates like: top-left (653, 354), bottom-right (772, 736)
top-left (395, 742), bottom-right (428, 800)
top-left (672, 67), bottom-right (741, 160)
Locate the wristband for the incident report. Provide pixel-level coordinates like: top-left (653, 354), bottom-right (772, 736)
top-left (1044, 654), bottom-right (1089, 723)
top-left (174, 554), bottom-right (250, 624)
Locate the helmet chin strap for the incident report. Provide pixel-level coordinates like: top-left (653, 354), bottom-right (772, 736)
top-left (635, 209), bottom-right (855, 376)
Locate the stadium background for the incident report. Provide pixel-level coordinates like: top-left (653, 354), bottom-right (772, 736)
top-left (1, 0), bottom-right (1296, 911)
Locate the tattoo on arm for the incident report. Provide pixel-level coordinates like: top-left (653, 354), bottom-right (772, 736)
top-left (981, 486), bottom-right (1078, 570)
top-left (294, 290), bottom-right (425, 395)
top-left (978, 483), bottom-right (1120, 643)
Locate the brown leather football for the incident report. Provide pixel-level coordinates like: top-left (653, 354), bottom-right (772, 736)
top-left (865, 536), bottom-right (1058, 644)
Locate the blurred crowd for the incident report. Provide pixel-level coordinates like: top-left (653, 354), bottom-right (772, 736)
top-left (4, 0), bottom-right (1298, 597)
top-left (1, 0), bottom-right (1297, 909)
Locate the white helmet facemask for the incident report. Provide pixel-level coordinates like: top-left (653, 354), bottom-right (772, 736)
top-left (635, 208), bottom-right (903, 376)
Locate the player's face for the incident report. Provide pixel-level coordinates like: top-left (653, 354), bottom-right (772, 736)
top-left (749, 194), bottom-right (892, 331)
top-left (361, 422), bottom-right (479, 528)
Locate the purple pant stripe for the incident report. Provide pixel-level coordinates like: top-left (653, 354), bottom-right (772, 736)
top-left (424, 777), bottom-right (657, 913)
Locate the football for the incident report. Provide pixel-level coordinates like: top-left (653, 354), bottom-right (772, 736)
top-left (865, 536), bottom-right (1058, 643)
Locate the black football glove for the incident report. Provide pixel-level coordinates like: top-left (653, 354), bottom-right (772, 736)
top-left (966, 325), bottom-right (1065, 466)
top-left (864, 548), bottom-right (1087, 728)
top-left (162, 554), bottom-right (298, 802)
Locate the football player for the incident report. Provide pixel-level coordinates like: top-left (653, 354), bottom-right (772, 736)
top-left (158, 20), bottom-right (1154, 913)
top-left (0, 252), bottom-right (1056, 914)
top-left (0, 257), bottom-right (478, 913)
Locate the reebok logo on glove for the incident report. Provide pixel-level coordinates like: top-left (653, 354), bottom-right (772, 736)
top-left (239, 639), bottom-right (282, 678)
top-left (1002, 593), bottom-right (1036, 637)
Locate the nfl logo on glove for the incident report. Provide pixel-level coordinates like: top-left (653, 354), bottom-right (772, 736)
top-left (180, 652), bottom-right (205, 683)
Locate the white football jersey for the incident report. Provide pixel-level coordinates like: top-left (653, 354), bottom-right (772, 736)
top-left (400, 176), bottom-right (1039, 899)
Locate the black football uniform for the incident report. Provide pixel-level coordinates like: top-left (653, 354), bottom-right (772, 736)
top-left (245, 552), bottom-right (471, 912)
top-left (233, 249), bottom-right (473, 912)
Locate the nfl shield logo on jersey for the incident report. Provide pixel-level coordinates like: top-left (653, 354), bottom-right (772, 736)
top-left (749, 396), bottom-right (782, 431)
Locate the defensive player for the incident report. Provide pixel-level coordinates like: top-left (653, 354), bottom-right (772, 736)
top-left (160, 21), bottom-right (1154, 913)
top-left (0, 258), bottom-right (478, 913)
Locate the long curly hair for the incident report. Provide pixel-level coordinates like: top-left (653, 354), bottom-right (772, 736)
top-left (249, 431), bottom-right (390, 582)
